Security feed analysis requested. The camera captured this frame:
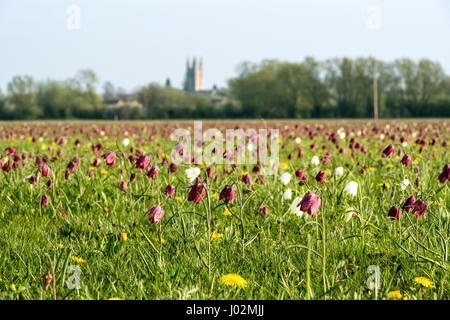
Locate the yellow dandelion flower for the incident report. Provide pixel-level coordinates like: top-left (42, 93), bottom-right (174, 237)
top-left (41, 144), bottom-right (47, 150)
top-left (378, 182), bottom-right (390, 188)
top-left (324, 179), bottom-right (330, 183)
top-left (220, 273), bottom-right (247, 289)
top-left (119, 232), bottom-right (127, 241)
top-left (26, 136), bottom-right (32, 141)
top-left (280, 162), bottom-right (288, 168)
top-left (413, 277), bottom-right (435, 288)
top-left (212, 232), bottom-right (223, 240)
top-left (59, 244), bottom-right (66, 249)
top-left (89, 166), bottom-right (96, 171)
top-left (324, 169), bottom-right (331, 176)
top-left (387, 290), bottom-right (407, 300)
top-left (369, 167), bottom-right (375, 171)
top-left (216, 165), bottom-right (223, 169)
top-left (240, 172), bottom-right (248, 176)
top-left (223, 208), bottom-right (232, 216)
top-left (175, 196), bottom-right (183, 203)
top-left (386, 164), bottom-right (394, 168)
top-left (225, 227), bottom-right (230, 232)
top-left (108, 297), bottom-right (124, 300)
top-left (71, 256), bottom-right (86, 264)
top-left (212, 194), bottom-right (219, 200)
top-left (100, 170), bottom-right (108, 175)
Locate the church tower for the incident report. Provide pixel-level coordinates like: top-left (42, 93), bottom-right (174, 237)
top-left (183, 57), bottom-right (204, 92)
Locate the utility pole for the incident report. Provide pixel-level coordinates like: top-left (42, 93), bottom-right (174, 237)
top-left (373, 60), bottom-right (378, 120)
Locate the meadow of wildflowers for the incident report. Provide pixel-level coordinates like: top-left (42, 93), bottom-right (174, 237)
top-left (0, 119), bottom-right (448, 300)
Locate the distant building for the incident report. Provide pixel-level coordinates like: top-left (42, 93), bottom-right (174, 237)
top-left (182, 57), bottom-right (231, 105)
top-left (183, 57), bottom-right (204, 92)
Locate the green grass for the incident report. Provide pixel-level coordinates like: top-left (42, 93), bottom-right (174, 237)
top-left (0, 120), bottom-right (448, 300)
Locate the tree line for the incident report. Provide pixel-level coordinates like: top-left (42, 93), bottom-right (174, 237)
top-left (1, 57), bottom-right (449, 120)
top-left (228, 57), bottom-right (450, 118)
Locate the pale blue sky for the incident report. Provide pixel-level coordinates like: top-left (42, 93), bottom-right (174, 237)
top-left (1, 0), bottom-right (449, 93)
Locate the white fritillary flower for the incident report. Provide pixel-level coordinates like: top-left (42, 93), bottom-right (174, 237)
top-left (185, 167), bottom-right (201, 182)
top-left (279, 172), bottom-right (292, 185)
top-left (122, 138), bottom-right (130, 147)
top-left (289, 197), bottom-right (303, 217)
top-left (400, 178), bottom-right (410, 191)
top-left (334, 167), bottom-right (344, 177)
top-left (343, 181), bottom-right (358, 197)
top-left (311, 156), bottom-right (320, 166)
top-left (283, 188), bottom-right (292, 200)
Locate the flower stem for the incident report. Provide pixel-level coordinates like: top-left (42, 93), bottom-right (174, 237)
top-left (320, 204), bottom-right (327, 298)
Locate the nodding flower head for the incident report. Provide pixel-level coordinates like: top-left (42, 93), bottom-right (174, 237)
top-left (164, 184), bottom-right (175, 198)
top-left (411, 200), bottom-right (429, 219)
top-left (219, 185), bottom-right (236, 204)
top-left (29, 175), bottom-right (37, 184)
top-left (169, 163), bottom-right (178, 173)
top-left (206, 166), bottom-right (214, 179)
top-left (241, 173), bottom-right (252, 185)
top-left (40, 165), bottom-right (51, 178)
top-left (260, 207), bottom-right (269, 216)
top-left (2, 161), bottom-right (11, 173)
top-left (92, 158), bottom-right (102, 168)
top-left (119, 181), bottom-right (128, 191)
top-left (298, 192), bottom-right (321, 216)
top-left (40, 194), bottom-right (49, 207)
top-left (315, 171), bottom-right (327, 183)
top-left (295, 169), bottom-right (305, 179)
top-left (5, 147), bottom-right (16, 156)
top-left (146, 205), bottom-right (165, 224)
top-left (92, 143), bottom-right (102, 154)
top-left (136, 155), bottom-right (150, 171)
top-left (103, 152), bottom-right (116, 167)
top-left (382, 144), bottom-right (396, 158)
top-left (58, 138), bottom-right (67, 147)
top-left (401, 154), bottom-right (411, 166)
top-left (174, 142), bottom-right (184, 156)
top-left (402, 195), bottom-right (416, 213)
top-left (438, 164), bottom-right (449, 183)
top-left (388, 206), bottom-right (402, 220)
top-left (147, 165), bottom-right (160, 179)
top-left (184, 179), bottom-right (207, 204)
top-left (343, 181), bottom-right (358, 197)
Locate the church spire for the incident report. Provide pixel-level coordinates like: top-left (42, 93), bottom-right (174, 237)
top-left (184, 56), bottom-right (204, 92)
